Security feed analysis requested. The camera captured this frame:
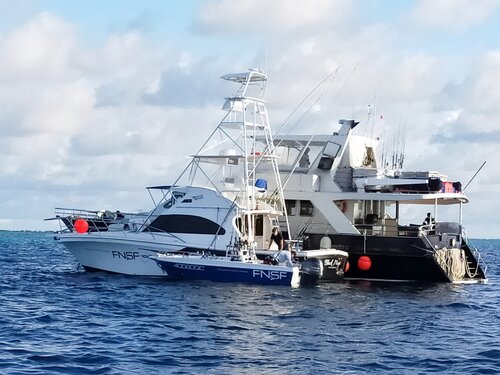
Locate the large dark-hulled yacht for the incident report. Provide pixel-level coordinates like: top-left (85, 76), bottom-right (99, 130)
top-left (260, 119), bottom-right (487, 283)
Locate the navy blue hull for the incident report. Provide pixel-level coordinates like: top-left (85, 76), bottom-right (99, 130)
top-left (156, 259), bottom-right (295, 286)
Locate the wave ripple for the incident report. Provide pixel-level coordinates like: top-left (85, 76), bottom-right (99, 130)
top-left (1, 232), bottom-right (499, 374)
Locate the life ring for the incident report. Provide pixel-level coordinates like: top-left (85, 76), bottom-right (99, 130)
top-left (335, 200), bottom-right (347, 213)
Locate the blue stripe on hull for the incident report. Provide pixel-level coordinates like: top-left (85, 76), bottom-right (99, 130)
top-left (157, 260), bottom-right (294, 286)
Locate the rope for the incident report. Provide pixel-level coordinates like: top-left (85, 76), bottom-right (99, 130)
top-left (434, 248), bottom-right (466, 281)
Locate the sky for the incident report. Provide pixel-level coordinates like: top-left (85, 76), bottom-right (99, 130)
top-left (1, 0), bottom-right (500, 238)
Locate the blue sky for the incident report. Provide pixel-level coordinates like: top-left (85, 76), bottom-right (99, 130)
top-left (1, 0), bottom-right (500, 237)
top-left (40, 0), bottom-right (199, 39)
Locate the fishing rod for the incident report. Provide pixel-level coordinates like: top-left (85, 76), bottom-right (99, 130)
top-left (273, 64), bottom-right (361, 193)
top-left (247, 67), bottom-right (343, 237)
top-left (272, 66), bottom-right (343, 140)
top-left (463, 161), bottom-right (486, 191)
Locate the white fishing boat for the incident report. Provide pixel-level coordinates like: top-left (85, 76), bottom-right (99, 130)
top-left (49, 69), bottom-right (348, 282)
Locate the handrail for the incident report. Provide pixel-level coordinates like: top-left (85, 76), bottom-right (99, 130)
top-left (418, 224), bottom-right (488, 280)
top-left (418, 225), bottom-right (436, 251)
top-left (461, 228), bottom-right (488, 277)
top-left (419, 223), bottom-right (435, 234)
top-left (54, 207), bottom-right (148, 217)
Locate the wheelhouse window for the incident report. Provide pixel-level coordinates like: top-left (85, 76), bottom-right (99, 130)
top-left (163, 192), bottom-right (186, 209)
top-left (285, 200), bottom-right (297, 216)
top-left (300, 200), bottom-right (314, 216)
top-left (318, 141), bottom-right (341, 170)
top-left (323, 141), bottom-right (341, 158)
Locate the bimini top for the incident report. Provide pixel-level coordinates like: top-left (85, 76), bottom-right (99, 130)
top-left (221, 69), bottom-right (267, 83)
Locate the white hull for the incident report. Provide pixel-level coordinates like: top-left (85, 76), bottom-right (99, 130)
top-left (56, 233), bottom-right (195, 276)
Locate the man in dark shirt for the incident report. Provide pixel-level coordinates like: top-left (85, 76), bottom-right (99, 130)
top-left (423, 212), bottom-right (436, 235)
top-left (423, 212), bottom-right (435, 226)
top-left (269, 228), bottom-right (284, 250)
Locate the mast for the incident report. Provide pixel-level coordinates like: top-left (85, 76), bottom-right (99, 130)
top-left (218, 69), bottom-right (289, 243)
top-left (158, 68), bottom-right (289, 250)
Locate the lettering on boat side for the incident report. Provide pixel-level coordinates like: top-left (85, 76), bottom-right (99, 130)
top-left (324, 259), bottom-right (341, 268)
top-left (253, 270), bottom-right (288, 280)
top-left (112, 251), bottom-right (140, 260)
top-left (174, 263), bottom-right (205, 271)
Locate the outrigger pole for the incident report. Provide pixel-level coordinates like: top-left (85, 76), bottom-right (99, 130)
top-left (463, 161), bottom-right (486, 191)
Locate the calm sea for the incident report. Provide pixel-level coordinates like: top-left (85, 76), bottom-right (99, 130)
top-left (0, 231), bottom-right (499, 374)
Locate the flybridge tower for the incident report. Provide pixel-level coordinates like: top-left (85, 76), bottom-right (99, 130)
top-left (186, 68), bottom-right (290, 242)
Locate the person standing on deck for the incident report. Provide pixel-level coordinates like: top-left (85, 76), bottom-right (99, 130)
top-left (423, 212), bottom-right (435, 226)
top-left (269, 228), bottom-right (284, 250)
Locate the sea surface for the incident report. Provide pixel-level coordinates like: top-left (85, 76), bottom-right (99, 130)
top-left (0, 231), bottom-right (499, 374)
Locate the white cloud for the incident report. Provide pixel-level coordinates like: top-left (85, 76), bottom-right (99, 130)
top-left (431, 50), bottom-right (500, 136)
top-left (195, 0), bottom-right (353, 35)
top-left (0, 4), bottom-right (499, 238)
top-left (0, 12), bottom-right (75, 79)
top-left (0, 12), bottom-right (216, 231)
top-left (412, 0), bottom-right (500, 30)
top-left (467, 51), bottom-right (500, 115)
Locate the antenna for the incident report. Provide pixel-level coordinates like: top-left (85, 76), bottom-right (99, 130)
top-left (463, 161), bottom-right (486, 191)
top-left (399, 124), bottom-right (406, 169)
top-left (265, 43), bottom-right (268, 75)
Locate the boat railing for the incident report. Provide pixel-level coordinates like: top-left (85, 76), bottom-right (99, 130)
top-left (419, 223), bottom-right (436, 236)
top-left (55, 207), bottom-right (102, 219)
top-left (395, 224), bottom-right (421, 237)
top-left (461, 228), bottom-right (488, 277)
top-left (286, 239), bottom-right (303, 252)
top-left (418, 224), bottom-right (488, 280)
top-left (353, 221), bottom-right (455, 239)
top-left (417, 226), bottom-right (436, 253)
top-left (353, 221), bottom-right (415, 237)
top-left (54, 207), bottom-right (148, 219)
top-left (418, 222), bottom-right (464, 245)
top-left (418, 222), bottom-right (489, 279)
top-left (53, 207), bottom-right (149, 234)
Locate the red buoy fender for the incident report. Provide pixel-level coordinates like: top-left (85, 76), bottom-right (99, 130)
top-left (74, 218), bottom-right (89, 234)
top-left (358, 255), bottom-right (371, 271)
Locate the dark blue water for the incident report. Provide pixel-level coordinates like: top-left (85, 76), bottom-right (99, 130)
top-left (1, 231), bottom-right (499, 374)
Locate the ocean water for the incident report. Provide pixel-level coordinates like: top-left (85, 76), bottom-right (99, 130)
top-left (0, 231), bottom-right (499, 374)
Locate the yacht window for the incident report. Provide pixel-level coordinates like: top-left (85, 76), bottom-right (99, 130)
top-left (318, 157), bottom-right (334, 170)
top-left (323, 142), bottom-right (341, 158)
top-left (285, 200), bottom-right (297, 216)
top-left (275, 145), bottom-right (321, 171)
top-left (163, 192), bottom-right (186, 209)
top-left (300, 200), bottom-right (314, 216)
